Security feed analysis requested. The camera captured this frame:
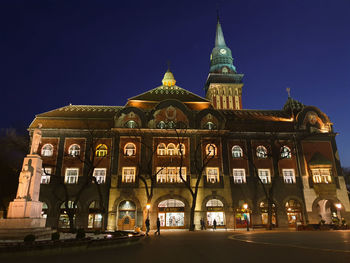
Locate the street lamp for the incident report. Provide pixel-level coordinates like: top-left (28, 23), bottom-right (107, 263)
top-left (243, 203), bottom-right (249, 231)
top-left (335, 203), bottom-right (342, 223)
top-left (146, 203), bottom-right (151, 219)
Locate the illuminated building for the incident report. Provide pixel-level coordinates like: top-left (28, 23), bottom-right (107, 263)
top-left (30, 18), bottom-right (350, 230)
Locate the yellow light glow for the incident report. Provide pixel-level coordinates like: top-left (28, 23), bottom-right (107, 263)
top-left (146, 204), bottom-right (151, 210)
top-left (243, 203), bottom-right (248, 210)
top-left (335, 203), bottom-right (342, 209)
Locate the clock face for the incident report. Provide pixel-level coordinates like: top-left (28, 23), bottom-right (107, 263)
top-left (220, 48), bottom-right (227, 55)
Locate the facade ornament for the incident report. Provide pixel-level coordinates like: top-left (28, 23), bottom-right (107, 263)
top-left (30, 123), bottom-right (42, 155)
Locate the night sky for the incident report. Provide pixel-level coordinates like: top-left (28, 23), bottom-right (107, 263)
top-left (1, 0), bottom-right (350, 167)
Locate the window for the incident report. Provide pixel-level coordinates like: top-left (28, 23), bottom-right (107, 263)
top-left (156, 167), bottom-right (187, 183)
top-left (281, 146), bottom-right (291, 159)
top-left (233, 169), bottom-right (246, 183)
top-left (232, 145), bottom-right (243, 158)
top-left (95, 144), bottom-right (107, 157)
top-left (283, 169), bottom-right (295, 184)
top-left (206, 167), bottom-right (219, 183)
top-left (65, 168), bottom-right (79, 184)
top-left (124, 143), bottom-right (136, 156)
top-left (167, 143), bottom-right (176, 155)
top-left (157, 143), bottom-right (166, 155)
top-left (125, 120), bottom-right (137, 128)
top-left (68, 144), bottom-right (80, 157)
top-left (177, 143), bottom-right (185, 155)
top-left (41, 144), bottom-right (53, 157)
top-left (41, 167), bottom-right (52, 184)
top-left (311, 168), bottom-right (332, 183)
top-left (206, 144), bottom-right (217, 156)
top-left (168, 121), bottom-right (175, 129)
top-left (256, 146), bottom-right (267, 158)
top-left (122, 167), bottom-right (136, 183)
top-left (93, 168), bottom-right (106, 184)
top-left (258, 169), bottom-right (271, 184)
top-left (204, 122), bottom-right (216, 130)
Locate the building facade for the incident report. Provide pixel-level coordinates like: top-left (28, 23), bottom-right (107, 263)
top-left (30, 19), bottom-right (350, 231)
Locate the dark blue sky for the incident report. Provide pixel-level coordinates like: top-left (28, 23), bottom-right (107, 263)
top-left (1, 0), bottom-right (350, 166)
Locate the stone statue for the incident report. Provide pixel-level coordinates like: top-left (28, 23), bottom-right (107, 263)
top-left (17, 164), bottom-right (32, 199)
top-left (30, 123), bottom-right (42, 155)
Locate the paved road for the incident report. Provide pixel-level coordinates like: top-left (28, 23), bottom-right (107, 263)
top-left (3, 230), bottom-right (350, 263)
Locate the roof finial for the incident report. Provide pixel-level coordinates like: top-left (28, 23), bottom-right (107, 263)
top-left (167, 61), bottom-right (171, 72)
top-left (286, 87), bottom-right (291, 98)
top-left (217, 9), bottom-right (220, 23)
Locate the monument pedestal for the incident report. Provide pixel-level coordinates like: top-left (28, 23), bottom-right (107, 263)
top-left (0, 149), bottom-right (53, 240)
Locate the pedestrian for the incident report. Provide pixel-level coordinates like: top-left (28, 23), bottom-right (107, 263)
top-left (154, 217), bottom-right (161, 235)
top-left (213, 219), bottom-right (217, 230)
top-left (145, 218), bottom-right (150, 236)
top-left (200, 218), bottom-right (204, 230)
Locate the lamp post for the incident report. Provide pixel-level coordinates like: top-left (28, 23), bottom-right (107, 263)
top-left (146, 203), bottom-right (151, 219)
top-left (335, 203), bottom-right (342, 224)
top-left (243, 203), bottom-right (249, 231)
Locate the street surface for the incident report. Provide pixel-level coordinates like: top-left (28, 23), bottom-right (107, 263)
top-left (3, 229), bottom-right (350, 263)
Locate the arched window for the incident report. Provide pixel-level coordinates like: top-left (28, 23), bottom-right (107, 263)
top-left (59, 201), bottom-right (77, 229)
top-left (177, 143), bottom-right (185, 155)
top-left (206, 199), bottom-right (224, 207)
top-left (157, 121), bottom-right (166, 129)
top-left (157, 143), bottom-right (166, 155)
top-left (125, 120), bottom-right (137, 128)
top-left (167, 143), bottom-right (176, 155)
top-left (124, 143), bottom-right (136, 156)
top-left (232, 145), bottom-right (243, 158)
top-left (256, 146), bottom-right (267, 158)
top-left (280, 146), bottom-right (291, 159)
top-left (41, 144), bottom-right (53, 157)
top-left (158, 199), bottom-right (185, 208)
top-left (206, 144), bottom-right (217, 156)
top-left (95, 144), bottom-right (108, 157)
top-left (68, 144), bottom-right (80, 157)
top-left (88, 201), bottom-right (103, 229)
top-left (204, 122), bottom-right (216, 130)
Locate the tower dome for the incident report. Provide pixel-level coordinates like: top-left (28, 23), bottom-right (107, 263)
top-left (162, 69), bottom-right (176, 87)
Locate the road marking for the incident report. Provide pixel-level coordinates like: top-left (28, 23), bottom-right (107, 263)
top-left (228, 233), bottom-right (350, 254)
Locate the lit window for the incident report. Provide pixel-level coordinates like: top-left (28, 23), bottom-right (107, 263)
top-left (93, 168), bottom-right (106, 184)
top-left (156, 167), bottom-right (186, 183)
top-left (233, 169), bottom-right (246, 183)
top-left (206, 167), bottom-right (219, 183)
top-left (232, 145), bottom-right (243, 158)
top-left (258, 169), bottom-right (271, 184)
top-left (65, 168), bottom-right (79, 184)
top-left (283, 169), bottom-right (295, 183)
top-left (41, 167), bottom-right (52, 184)
top-left (256, 146), bottom-right (267, 158)
top-left (281, 146), bottom-right (291, 159)
top-left (311, 168), bottom-right (331, 183)
top-left (157, 143), bottom-right (167, 155)
top-left (95, 144), bottom-right (108, 157)
top-left (122, 167), bottom-right (136, 183)
top-left (124, 143), bottom-right (136, 156)
top-left (68, 144), bottom-right (80, 157)
top-left (204, 122), bottom-right (216, 130)
top-left (168, 121), bottom-right (176, 129)
top-left (167, 143), bottom-right (176, 155)
top-left (206, 144), bottom-right (217, 156)
top-left (206, 199), bottom-right (224, 207)
top-left (125, 120), bottom-right (137, 128)
top-left (177, 143), bottom-right (185, 155)
top-left (41, 144), bottom-right (53, 157)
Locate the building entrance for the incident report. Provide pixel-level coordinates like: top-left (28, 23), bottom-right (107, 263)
top-left (206, 199), bottom-right (225, 227)
top-left (118, 200), bottom-right (136, 230)
top-left (158, 199), bottom-right (185, 228)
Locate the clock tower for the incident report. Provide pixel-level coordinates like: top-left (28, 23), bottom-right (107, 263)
top-left (205, 17), bottom-right (244, 110)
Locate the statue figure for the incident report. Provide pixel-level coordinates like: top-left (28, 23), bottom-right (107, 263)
top-left (30, 123), bottom-right (42, 155)
top-left (17, 164), bottom-right (32, 199)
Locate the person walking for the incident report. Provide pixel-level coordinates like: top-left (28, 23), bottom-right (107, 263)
top-left (145, 218), bottom-right (150, 236)
top-left (213, 219), bottom-right (217, 230)
top-left (154, 217), bottom-right (161, 235)
top-left (200, 218), bottom-right (204, 230)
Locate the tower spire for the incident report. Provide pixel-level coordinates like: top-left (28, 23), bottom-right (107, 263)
top-left (215, 15), bottom-right (226, 47)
